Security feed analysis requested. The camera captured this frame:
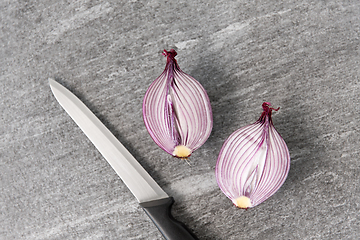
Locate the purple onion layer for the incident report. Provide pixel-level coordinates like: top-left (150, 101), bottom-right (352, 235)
top-left (143, 49), bottom-right (213, 158)
top-left (215, 102), bottom-right (290, 208)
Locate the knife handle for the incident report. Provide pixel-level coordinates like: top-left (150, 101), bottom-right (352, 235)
top-left (140, 197), bottom-right (199, 240)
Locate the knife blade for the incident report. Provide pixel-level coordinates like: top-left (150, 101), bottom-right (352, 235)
top-left (49, 78), bottom-right (199, 240)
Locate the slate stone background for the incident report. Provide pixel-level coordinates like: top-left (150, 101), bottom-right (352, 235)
top-left (1, 1), bottom-right (359, 239)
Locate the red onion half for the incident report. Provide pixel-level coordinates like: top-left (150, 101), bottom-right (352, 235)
top-left (215, 102), bottom-right (290, 209)
top-left (143, 49), bottom-right (213, 158)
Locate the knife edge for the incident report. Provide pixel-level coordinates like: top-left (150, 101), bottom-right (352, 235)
top-left (49, 78), bottom-right (168, 203)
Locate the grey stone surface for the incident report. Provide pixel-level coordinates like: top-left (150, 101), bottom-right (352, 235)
top-left (1, 1), bottom-right (359, 239)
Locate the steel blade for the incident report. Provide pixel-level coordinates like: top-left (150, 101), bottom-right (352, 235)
top-left (49, 78), bottom-right (168, 203)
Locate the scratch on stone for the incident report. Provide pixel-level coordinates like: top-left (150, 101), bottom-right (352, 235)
top-left (302, 171), bottom-right (324, 182)
top-left (175, 39), bottom-right (199, 50)
top-left (46, 2), bottom-right (113, 44)
top-left (210, 21), bottom-right (250, 49)
top-left (210, 9), bottom-right (292, 49)
top-left (165, 172), bottom-right (217, 198)
top-left (278, 9), bottom-right (292, 15)
top-left (332, 202), bottom-right (346, 208)
top-left (26, 199), bottom-right (136, 239)
top-left (215, 21), bottom-right (250, 37)
top-left (302, 171), bottom-right (339, 183)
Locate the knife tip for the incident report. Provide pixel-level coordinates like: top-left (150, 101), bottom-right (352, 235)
top-left (48, 78), bottom-right (56, 85)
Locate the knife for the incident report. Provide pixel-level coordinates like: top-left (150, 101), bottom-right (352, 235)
top-left (49, 78), bottom-right (199, 240)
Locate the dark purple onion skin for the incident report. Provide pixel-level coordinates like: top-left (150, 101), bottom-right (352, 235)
top-left (163, 49), bottom-right (177, 63)
top-left (258, 102), bottom-right (280, 124)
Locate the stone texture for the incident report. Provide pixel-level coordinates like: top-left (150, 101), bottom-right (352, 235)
top-left (1, 0), bottom-right (359, 239)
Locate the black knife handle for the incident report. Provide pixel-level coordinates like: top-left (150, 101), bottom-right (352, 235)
top-left (140, 197), bottom-right (199, 240)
